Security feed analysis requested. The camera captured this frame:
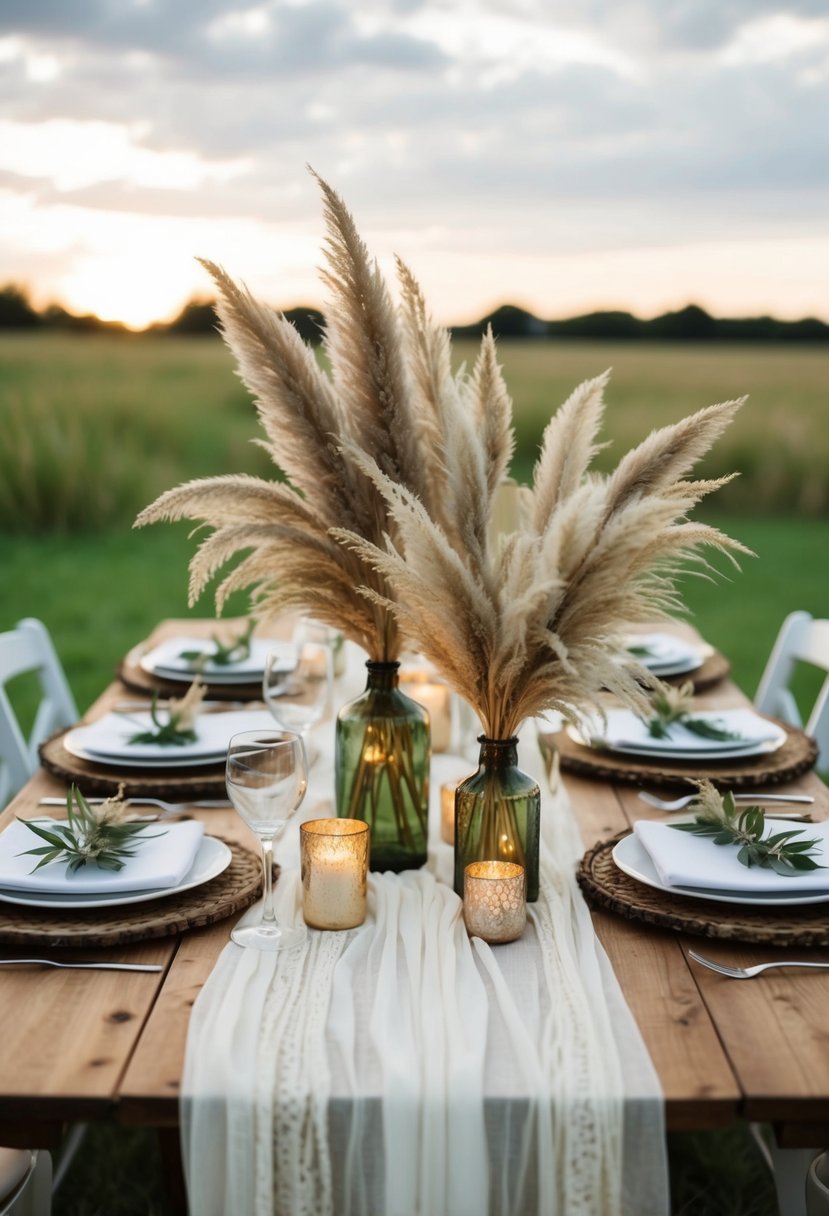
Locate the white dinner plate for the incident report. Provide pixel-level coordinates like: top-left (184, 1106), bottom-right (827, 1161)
top-left (644, 654), bottom-right (704, 678)
top-left (139, 637), bottom-right (292, 684)
top-left (612, 832), bottom-right (829, 907)
top-left (566, 724), bottom-right (786, 762)
top-left (64, 709), bottom-right (275, 768)
top-left (0, 835), bottom-right (232, 910)
top-left (63, 744), bottom-right (227, 770)
top-left (621, 633), bottom-right (704, 677)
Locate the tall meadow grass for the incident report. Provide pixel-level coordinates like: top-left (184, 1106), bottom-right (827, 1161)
top-left (0, 332), bottom-right (827, 532)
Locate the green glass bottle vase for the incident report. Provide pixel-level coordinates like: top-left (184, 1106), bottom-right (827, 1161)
top-left (335, 661), bottom-right (430, 872)
top-left (453, 736), bottom-right (541, 902)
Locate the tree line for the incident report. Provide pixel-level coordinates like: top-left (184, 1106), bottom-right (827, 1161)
top-left (1, 283), bottom-right (826, 344)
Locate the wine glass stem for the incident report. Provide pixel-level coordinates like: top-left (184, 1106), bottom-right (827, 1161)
top-left (260, 837), bottom-right (276, 925)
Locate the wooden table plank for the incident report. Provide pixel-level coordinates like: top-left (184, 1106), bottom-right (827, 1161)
top-left (566, 773), bottom-right (742, 1129)
top-left (119, 919), bottom-right (232, 1126)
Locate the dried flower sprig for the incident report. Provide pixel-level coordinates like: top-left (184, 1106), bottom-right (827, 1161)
top-left (18, 785), bottom-right (164, 873)
top-left (671, 782), bottom-right (824, 875)
top-left (136, 172), bottom-right (476, 662)
top-left (136, 172), bottom-right (749, 734)
top-left (128, 677), bottom-right (206, 745)
top-left (645, 682), bottom-right (742, 742)
top-left (334, 383), bottom-right (749, 739)
top-left (180, 619), bottom-right (254, 668)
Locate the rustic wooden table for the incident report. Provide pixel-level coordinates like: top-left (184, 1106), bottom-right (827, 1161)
top-left (1, 619), bottom-right (828, 1171)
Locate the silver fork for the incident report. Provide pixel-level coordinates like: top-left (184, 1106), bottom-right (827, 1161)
top-left (0, 958), bottom-right (163, 972)
top-left (688, 949), bottom-right (829, 980)
top-left (638, 791), bottom-right (814, 812)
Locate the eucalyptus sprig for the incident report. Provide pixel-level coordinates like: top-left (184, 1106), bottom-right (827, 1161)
top-left (180, 619), bottom-right (255, 668)
top-left (646, 682), bottom-right (742, 742)
top-left (128, 677), bottom-right (206, 746)
top-left (671, 781), bottom-right (825, 876)
top-left (18, 785), bottom-right (165, 873)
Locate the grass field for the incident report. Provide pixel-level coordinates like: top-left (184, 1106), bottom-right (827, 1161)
top-left (0, 333), bottom-right (828, 532)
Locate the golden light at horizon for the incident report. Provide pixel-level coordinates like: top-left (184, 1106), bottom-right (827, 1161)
top-left (48, 229), bottom-right (829, 331)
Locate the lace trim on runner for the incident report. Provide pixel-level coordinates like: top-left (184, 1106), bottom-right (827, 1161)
top-left (254, 929), bottom-right (350, 1216)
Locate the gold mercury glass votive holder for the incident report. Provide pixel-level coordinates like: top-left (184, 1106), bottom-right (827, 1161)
top-left (300, 819), bottom-right (369, 930)
top-left (440, 778), bottom-right (462, 845)
top-left (462, 861), bottom-right (526, 944)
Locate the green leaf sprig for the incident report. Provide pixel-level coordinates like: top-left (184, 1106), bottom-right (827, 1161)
top-left (179, 619), bottom-right (255, 668)
top-left (646, 681), bottom-right (742, 742)
top-left (626, 642), bottom-right (656, 659)
top-left (128, 677), bottom-right (206, 746)
top-left (671, 781), bottom-right (824, 876)
top-left (18, 785), bottom-right (165, 874)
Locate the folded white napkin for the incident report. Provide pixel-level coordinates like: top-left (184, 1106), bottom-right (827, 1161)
top-left (578, 707), bottom-right (785, 754)
top-left (0, 818), bottom-right (205, 894)
top-left (140, 636), bottom-right (289, 679)
top-left (634, 818), bottom-right (829, 893)
top-left (66, 708), bottom-right (275, 763)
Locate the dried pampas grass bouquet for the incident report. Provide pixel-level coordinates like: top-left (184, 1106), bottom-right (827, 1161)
top-left (137, 170), bottom-right (748, 887)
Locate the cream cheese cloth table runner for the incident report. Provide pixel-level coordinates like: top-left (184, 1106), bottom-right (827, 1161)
top-left (181, 677), bottom-right (669, 1215)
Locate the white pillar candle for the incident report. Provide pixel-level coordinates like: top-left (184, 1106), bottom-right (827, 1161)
top-left (463, 861), bottom-right (526, 945)
top-left (300, 819), bottom-right (369, 931)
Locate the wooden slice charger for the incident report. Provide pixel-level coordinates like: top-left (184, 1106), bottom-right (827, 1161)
top-left (39, 730), bottom-right (229, 800)
top-left (663, 649), bottom-right (729, 693)
top-left (550, 719), bottom-right (817, 790)
top-left (117, 655), bottom-right (262, 703)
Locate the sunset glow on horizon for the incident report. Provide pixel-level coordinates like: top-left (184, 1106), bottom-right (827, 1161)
top-left (1, 3), bottom-right (827, 329)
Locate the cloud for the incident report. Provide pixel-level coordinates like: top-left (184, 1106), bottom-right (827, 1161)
top-left (0, 1), bottom-right (827, 320)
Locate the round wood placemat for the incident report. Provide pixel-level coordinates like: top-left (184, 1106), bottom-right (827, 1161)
top-left (664, 649), bottom-right (729, 693)
top-left (0, 838), bottom-right (262, 948)
top-left (550, 719), bottom-right (817, 790)
top-left (117, 656), bottom-right (262, 703)
top-left (39, 730), bottom-right (228, 800)
top-left (578, 832), bottom-right (829, 946)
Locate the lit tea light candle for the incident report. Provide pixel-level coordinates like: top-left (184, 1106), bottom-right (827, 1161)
top-left (463, 861), bottom-right (526, 945)
top-left (440, 778), bottom-right (461, 845)
top-left (300, 819), bottom-right (369, 931)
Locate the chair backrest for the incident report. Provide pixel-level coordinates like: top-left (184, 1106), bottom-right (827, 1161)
top-left (807, 1150), bottom-right (829, 1216)
top-left (754, 610), bottom-right (829, 768)
top-left (0, 619), bottom-right (78, 806)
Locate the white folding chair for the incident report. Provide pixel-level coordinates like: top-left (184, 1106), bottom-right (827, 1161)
top-left (754, 611), bottom-right (829, 768)
top-left (0, 618), bottom-right (78, 806)
top-left (807, 1151), bottom-right (829, 1216)
top-left (0, 1148), bottom-right (51, 1216)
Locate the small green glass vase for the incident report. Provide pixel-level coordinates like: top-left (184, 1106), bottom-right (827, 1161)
top-left (335, 661), bottom-right (430, 872)
top-left (453, 736), bottom-right (541, 902)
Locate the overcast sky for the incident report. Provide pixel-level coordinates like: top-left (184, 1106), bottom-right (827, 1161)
top-left (1, 0), bottom-right (827, 326)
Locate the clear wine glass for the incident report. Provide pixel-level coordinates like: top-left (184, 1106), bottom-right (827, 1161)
top-left (226, 730), bottom-right (308, 952)
top-left (263, 638), bottom-right (333, 763)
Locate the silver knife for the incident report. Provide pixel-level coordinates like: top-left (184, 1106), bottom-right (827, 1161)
top-left (0, 959), bottom-right (163, 972)
top-left (37, 798), bottom-right (231, 809)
